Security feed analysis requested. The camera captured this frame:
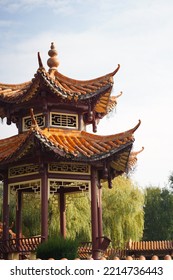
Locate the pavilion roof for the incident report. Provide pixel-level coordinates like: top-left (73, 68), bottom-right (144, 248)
top-left (0, 43), bottom-right (121, 119)
top-left (0, 120), bottom-right (141, 173)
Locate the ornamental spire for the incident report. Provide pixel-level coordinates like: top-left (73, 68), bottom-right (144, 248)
top-left (47, 42), bottom-right (59, 73)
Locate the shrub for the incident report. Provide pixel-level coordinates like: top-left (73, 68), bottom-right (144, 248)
top-left (36, 235), bottom-right (79, 260)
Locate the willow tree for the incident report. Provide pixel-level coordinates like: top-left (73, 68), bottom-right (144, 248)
top-left (102, 176), bottom-right (144, 248)
top-left (48, 193), bottom-right (91, 242)
top-left (66, 193), bottom-right (91, 241)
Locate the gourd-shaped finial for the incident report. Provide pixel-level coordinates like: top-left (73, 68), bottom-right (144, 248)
top-left (47, 42), bottom-right (59, 71)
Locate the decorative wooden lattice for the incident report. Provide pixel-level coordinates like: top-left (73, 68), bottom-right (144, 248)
top-left (50, 112), bottom-right (78, 129)
top-left (23, 113), bottom-right (45, 131)
top-left (8, 164), bottom-right (39, 178)
top-left (48, 179), bottom-right (90, 195)
top-left (48, 162), bottom-right (90, 175)
top-left (9, 180), bottom-right (41, 193)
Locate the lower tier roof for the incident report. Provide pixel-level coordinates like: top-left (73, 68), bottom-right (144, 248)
top-left (0, 121), bottom-right (141, 173)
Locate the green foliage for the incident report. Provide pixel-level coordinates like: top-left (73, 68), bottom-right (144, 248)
top-left (143, 186), bottom-right (173, 240)
top-left (48, 193), bottom-right (91, 242)
top-left (0, 186), bottom-right (91, 240)
top-left (0, 176), bottom-right (144, 248)
top-left (36, 235), bottom-right (79, 260)
top-left (102, 176), bottom-right (144, 248)
top-left (66, 194), bottom-right (91, 241)
top-left (0, 187), bottom-right (41, 236)
top-left (22, 194), bottom-right (41, 236)
top-left (168, 172), bottom-right (173, 191)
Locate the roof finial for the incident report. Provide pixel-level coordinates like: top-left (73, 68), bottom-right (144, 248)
top-left (47, 42), bottom-right (59, 73)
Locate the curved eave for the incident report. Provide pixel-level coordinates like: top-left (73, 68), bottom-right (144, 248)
top-left (127, 146), bottom-right (144, 171)
top-left (54, 64), bottom-right (120, 85)
top-left (110, 148), bottom-right (132, 173)
top-left (0, 64), bottom-right (120, 119)
top-left (35, 121), bottom-right (139, 160)
top-left (40, 71), bottom-right (112, 102)
top-left (0, 77), bottom-right (40, 120)
top-left (0, 81), bottom-right (34, 103)
top-left (0, 131), bottom-right (32, 164)
top-left (81, 120), bottom-right (141, 142)
top-left (0, 130), bottom-right (66, 167)
top-left (94, 93), bottom-right (121, 115)
top-left (40, 67), bottom-right (118, 102)
top-left (35, 127), bottom-right (134, 174)
top-left (106, 92), bottom-right (123, 114)
top-left (82, 142), bottom-right (133, 164)
top-left (0, 120), bottom-right (140, 166)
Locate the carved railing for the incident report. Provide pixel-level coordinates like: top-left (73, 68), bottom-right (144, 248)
top-left (78, 242), bottom-right (92, 259)
top-left (0, 236), bottom-right (42, 254)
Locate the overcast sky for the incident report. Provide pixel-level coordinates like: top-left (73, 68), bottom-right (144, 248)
top-left (0, 0), bottom-right (173, 188)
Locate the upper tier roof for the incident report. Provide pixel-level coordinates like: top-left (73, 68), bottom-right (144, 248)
top-left (0, 43), bottom-right (121, 119)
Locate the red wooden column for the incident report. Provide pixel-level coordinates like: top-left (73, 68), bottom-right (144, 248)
top-left (40, 163), bottom-right (48, 241)
top-left (16, 191), bottom-right (22, 239)
top-left (97, 186), bottom-right (103, 245)
top-left (91, 166), bottom-right (99, 259)
top-left (59, 188), bottom-right (66, 238)
top-left (2, 170), bottom-right (9, 241)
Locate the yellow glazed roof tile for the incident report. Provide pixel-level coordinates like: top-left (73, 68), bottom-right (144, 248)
top-left (0, 121), bottom-right (140, 167)
top-left (0, 64), bottom-right (120, 118)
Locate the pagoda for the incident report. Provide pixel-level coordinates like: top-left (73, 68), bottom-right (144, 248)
top-left (0, 43), bottom-right (142, 259)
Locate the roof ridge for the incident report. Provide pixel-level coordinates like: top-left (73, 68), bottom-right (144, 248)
top-left (81, 120), bottom-right (141, 141)
top-left (0, 81), bottom-right (31, 89)
top-left (53, 64), bottom-right (120, 86)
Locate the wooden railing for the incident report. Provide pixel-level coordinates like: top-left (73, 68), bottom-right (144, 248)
top-left (78, 242), bottom-right (92, 259)
top-left (0, 236), bottom-right (42, 254)
top-left (78, 237), bottom-right (111, 259)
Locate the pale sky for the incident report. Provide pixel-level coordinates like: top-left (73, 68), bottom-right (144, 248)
top-left (0, 0), bottom-right (173, 188)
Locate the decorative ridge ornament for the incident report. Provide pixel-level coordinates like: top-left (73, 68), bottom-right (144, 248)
top-left (30, 108), bottom-right (39, 130)
top-left (132, 119), bottom-right (141, 133)
top-left (130, 146), bottom-right (144, 156)
top-left (115, 91), bottom-right (123, 99)
top-left (37, 52), bottom-right (44, 69)
top-left (127, 146), bottom-right (144, 173)
top-left (111, 64), bottom-right (120, 76)
top-left (47, 42), bottom-right (59, 74)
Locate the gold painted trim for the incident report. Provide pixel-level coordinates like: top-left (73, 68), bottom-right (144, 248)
top-left (48, 162), bottom-right (91, 175)
top-left (48, 178), bottom-right (90, 194)
top-left (9, 179), bottom-right (41, 192)
top-left (8, 164), bottom-right (39, 178)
